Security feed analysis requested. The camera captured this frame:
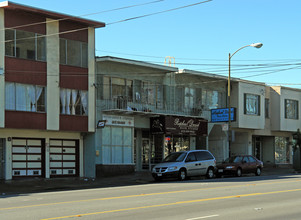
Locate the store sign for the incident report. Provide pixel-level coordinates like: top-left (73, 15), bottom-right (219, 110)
top-left (103, 115), bottom-right (134, 127)
top-left (211, 108), bottom-right (236, 122)
top-left (97, 120), bottom-right (106, 129)
top-left (150, 116), bottom-right (207, 136)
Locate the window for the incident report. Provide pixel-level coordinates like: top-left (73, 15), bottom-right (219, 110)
top-left (5, 83), bottom-right (46, 112)
top-left (102, 127), bottom-right (133, 164)
top-left (248, 156), bottom-right (256, 163)
top-left (195, 151), bottom-right (214, 161)
top-left (265, 98), bottom-right (270, 118)
top-left (60, 39), bottom-right (88, 68)
top-left (185, 153), bottom-right (197, 162)
top-left (5, 29), bottom-right (46, 61)
top-left (103, 77), bottom-right (133, 101)
top-left (244, 94), bottom-right (260, 115)
top-left (202, 89), bottom-right (223, 110)
top-left (184, 87), bottom-right (195, 109)
top-left (285, 99), bottom-right (299, 119)
top-left (60, 89), bottom-right (88, 115)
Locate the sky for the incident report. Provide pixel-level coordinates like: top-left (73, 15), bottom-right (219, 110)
top-left (9, 0), bottom-right (301, 89)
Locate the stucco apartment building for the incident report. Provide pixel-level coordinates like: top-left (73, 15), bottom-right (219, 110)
top-left (0, 1), bottom-right (104, 180)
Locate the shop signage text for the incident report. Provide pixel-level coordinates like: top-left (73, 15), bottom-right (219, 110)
top-left (211, 107), bottom-right (236, 122)
top-left (102, 115), bottom-right (134, 127)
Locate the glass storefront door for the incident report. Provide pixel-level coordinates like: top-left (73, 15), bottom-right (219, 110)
top-left (164, 135), bottom-right (190, 158)
top-left (142, 139), bottom-right (151, 170)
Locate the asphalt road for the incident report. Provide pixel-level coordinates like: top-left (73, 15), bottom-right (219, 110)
top-left (1, 174), bottom-right (301, 220)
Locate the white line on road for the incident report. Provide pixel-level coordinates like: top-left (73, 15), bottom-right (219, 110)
top-left (186, 214), bottom-right (220, 220)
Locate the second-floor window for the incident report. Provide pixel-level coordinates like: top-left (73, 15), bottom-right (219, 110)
top-left (202, 89), bottom-right (221, 110)
top-left (5, 82), bottom-right (46, 112)
top-left (265, 98), bottom-right (270, 118)
top-left (60, 89), bottom-right (88, 115)
top-left (60, 39), bottom-right (88, 68)
top-left (244, 94), bottom-right (260, 115)
top-left (285, 99), bottom-right (298, 119)
top-left (185, 87), bottom-right (195, 109)
top-left (5, 29), bottom-right (46, 61)
top-left (103, 77), bottom-right (133, 101)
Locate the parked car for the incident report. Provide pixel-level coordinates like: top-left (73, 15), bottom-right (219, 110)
top-left (216, 155), bottom-right (263, 177)
top-left (152, 150), bottom-right (216, 181)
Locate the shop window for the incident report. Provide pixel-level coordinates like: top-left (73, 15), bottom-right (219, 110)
top-left (285, 99), bottom-right (298, 119)
top-left (244, 93), bottom-right (260, 115)
top-left (5, 83), bottom-right (46, 112)
top-left (5, 29), bottom-right (46, 61)
top-left (60, 88), bottom-right (88, 115)
top-left (60, 38), bottom-right (88, 68)
top-left (102, 127), bottom-right (133, 164)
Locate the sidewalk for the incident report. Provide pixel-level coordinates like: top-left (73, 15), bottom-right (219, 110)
top-left (0, 167), bottom-right (297, 195)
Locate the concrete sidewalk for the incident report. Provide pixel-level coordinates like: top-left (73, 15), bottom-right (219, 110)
top-left (0, 167), bottom-right (297, 195)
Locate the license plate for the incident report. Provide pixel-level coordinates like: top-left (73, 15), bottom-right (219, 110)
top-left (218, 169), bottom-right (223, 173)
top-left (157, 173), bottom-right (162, 176)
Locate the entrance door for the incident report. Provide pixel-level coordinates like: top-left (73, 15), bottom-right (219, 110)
top-left (0, 139), bottom-right (5, 179)
top-left (12, 138), bottom-right (45, 178)
top-left (142, 139), bottom-right (151, 170)
top-left (254, 137), bottom-right (262, 160)
top-left (49, 139), bottom-right (79, 177)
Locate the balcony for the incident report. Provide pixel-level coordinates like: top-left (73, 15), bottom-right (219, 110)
top-left (97, 97), bottom-right (211, 120)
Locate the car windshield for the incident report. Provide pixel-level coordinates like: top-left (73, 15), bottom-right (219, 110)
top-left (224, 156), bottom-right (243, 163)
top-left (163, 152), bottom-right (187, 162)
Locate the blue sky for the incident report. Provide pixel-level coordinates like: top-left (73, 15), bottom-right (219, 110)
top-left (10, 0), bottom-right (301, 89)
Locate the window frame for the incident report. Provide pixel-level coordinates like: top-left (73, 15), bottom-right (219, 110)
top-left (244, 93), bottom-right (261, 116)
top-left (284, 99), bottom-right (299, 119)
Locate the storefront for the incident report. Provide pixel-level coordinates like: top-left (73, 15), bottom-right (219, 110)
top-left (145, 115), bottom-right (208, 169)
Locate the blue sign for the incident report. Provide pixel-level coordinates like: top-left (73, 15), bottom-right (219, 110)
top-left (211, 108), bottom-right (236, 122)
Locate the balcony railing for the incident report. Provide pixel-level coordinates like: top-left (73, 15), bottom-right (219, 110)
top-left (97, 97), bottom-right (211, 120)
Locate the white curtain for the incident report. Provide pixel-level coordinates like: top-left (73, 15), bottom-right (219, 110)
top-left (16, 84), bottom-right (26, 111)
top-left (80, 90), bottom-right (88, 115)
top-left (71, 90), bottom-right (78, 115)
top-left (60, 89), bottom-right (66, 114)
top-left (35, 86), bottom-right (43, 111)
top-left (27, 85), bottom-right (36, 112)
top-left (66, 89), bottom-right (71, 115)
top-left (5, 82), bottom-right (15, 110)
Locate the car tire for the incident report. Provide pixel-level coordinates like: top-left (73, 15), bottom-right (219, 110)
top-left (178, 169), bottom-right (187, 181)
top-left (206, 167), bottom-right (214, 179)
top-left (236, 168), bottom-right (242, 177)
top-left (255, 167), bottom-right (261, 176)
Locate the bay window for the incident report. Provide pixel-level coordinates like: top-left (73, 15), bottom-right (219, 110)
top-left (285, 99), bottom-right (298, 119)
top-left (244, 94), bottom-right (260, 115)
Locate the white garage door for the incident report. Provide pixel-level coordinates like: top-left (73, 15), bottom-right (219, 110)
top-left (49, 139), bottom-right (79, 177)
top-left (12, 138), bottom-right (44, 178)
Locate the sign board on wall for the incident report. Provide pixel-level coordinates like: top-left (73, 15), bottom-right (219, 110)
top-left (102, 115), bottom-right (134, 127)
top-left (211, 108), bottom-right (236, 122)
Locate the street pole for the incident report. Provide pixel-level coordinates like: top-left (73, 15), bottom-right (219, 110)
top-left (227, 43), bottom-right (263, 158)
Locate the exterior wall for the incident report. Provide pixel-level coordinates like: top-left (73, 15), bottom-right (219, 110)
top-left (236, 82), bottom-right (265, 129)
top-left (270, 87), bottom-right (281, 130)
top-left (0, 8), bottom-right (5, 128)
top-left (46, 18), bottom-right (60, 130)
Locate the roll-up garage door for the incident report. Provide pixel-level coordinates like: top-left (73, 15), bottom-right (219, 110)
top-left (12, 138), bottom-right (45, 178)
top-left (49, 139), bottom-right (79, 177)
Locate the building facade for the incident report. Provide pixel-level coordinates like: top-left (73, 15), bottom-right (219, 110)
top-left (0, 1), bottom-right (104, 180)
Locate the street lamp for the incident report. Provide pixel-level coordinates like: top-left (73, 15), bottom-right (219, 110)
top-left (228, 42), bottom-right (263, 157)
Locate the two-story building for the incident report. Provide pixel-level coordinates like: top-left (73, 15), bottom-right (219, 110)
top-left (0, 1), bottom-right (105, 180)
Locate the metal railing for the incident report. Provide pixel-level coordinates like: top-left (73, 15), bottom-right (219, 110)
top-left (97, 98), bottom-right (211, 120)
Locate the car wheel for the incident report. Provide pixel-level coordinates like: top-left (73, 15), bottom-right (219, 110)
top-left (236, 168), bottom-right (242, 177)
top-left (206, 167), bottom-right (214, 179)
top-left (255, 167), bottom-right (261, 176)
top-left (178, 169), bottom-right (187, 181)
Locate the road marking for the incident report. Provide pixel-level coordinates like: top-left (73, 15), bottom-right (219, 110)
top-left (186, 214), bottom-right (220, 220)
top-left (41, 188), bottom-right (301, 220)
top-left (1, 178), bottom-right (300, 211)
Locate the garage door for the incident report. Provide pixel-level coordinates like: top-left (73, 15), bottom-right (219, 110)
top-left (49, 139), bottom-right (79, 177)
top-left (12, 138), bottom-right (45, 178)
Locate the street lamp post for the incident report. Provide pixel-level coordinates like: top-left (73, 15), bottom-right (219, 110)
top-left (228, 43), bottom-right (263, 157)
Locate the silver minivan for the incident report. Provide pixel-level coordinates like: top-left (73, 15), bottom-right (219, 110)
top-left (152, 150), bottom-right (216, 181)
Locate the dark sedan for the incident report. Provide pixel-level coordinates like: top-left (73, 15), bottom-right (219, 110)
top-left (216, 155), bottom-right (263, 177)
